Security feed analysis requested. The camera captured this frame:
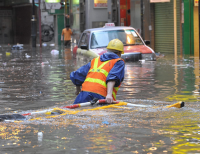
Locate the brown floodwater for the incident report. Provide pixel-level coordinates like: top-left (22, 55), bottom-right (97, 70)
top-left (0, 45), bottom-right (200, 154)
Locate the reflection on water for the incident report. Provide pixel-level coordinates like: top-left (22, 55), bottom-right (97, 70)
top-left (1, 45), bottom-right (200, 153)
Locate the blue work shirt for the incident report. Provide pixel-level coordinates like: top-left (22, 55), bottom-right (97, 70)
top-left (70, 52), bottom-right (125, 104)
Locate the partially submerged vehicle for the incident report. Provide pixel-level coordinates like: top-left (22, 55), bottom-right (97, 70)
top-left (73, 24), bottom-right (156, 62)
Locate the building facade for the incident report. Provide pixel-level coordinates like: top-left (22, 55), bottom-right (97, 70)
top-left (0, 0), bottom-right (199, 57)
top-left (0, 0), bottom-right (33, 45)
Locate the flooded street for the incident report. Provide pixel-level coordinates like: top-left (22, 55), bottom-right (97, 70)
top-left (1, 45), bottom-right (200, 154)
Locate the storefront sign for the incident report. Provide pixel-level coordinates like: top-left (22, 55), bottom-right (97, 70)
top-left (150, 0), bottom-right (170, 2)
top-left (73, 0), bottom-right (79, 5)
top-left (45, 0), bottom-right (61, 3)
top-left (45, 3), bottom-right (61, 9)
top-left (94, 0), bottom-right (107, 8)
top-left (194, 0), bottom-right (199, 6)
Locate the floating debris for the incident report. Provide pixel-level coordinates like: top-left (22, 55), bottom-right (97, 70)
top-left (6, 52), bottom-right (11, 56)
top-left (11, 45), bottom-right (23, 50)
top-left (50, 44), bottom-right (55, 46)
top-left (38, 132), bottom-right (43, 142)
top-left (51, 50), bottom-right (59, 55)
top-left (102, 121), bottom-right (109, 125)
top-left (0, 114), bottom-right (26, 121)
top-left (25, 53), bottom-right (31, 58)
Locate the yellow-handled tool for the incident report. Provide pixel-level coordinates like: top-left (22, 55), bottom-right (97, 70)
top-left (165, 101), bottom-right (184, 108)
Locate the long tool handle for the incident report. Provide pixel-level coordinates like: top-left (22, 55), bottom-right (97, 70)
top-left (61, 102), bottom-right (91, 109)
top-left (22, 109), bottom-right (54, 116)
top-left (22, 102), bottom-right (93, 116)
top-left (21, 100), bottom-right (184, 117)
top-left (98, 99), bottom-right (152, 107)
top-left (98, 99), bottom-right (184, 108)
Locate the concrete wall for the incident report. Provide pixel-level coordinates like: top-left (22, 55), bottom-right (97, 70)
top-left (85, 0), bottom-right (107, 29)
top-left (130, 0), bottom-right (141, 34)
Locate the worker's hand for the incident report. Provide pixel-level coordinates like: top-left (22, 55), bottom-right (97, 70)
top-left (106, 94), bottom-right (113, 103)
top-left (75, 86), bottom-right (81, 95)
top-left (106, 81), bottom-right (115, 103)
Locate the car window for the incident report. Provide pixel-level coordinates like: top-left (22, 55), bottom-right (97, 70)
top-left (91, 32), bottom-right (109, 49)
top-left (85, 32), bottom-right (90, 46)
top-left (125, 30), bottom-right (143, 45)
top-left (78, 32), bottom-right (90, 48)
top-left (79, 33), bottom-right (86, 47)
top-left (90, 29), bottom-right (143, 49)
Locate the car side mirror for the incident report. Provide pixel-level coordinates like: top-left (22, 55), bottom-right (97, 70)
top-left (80, 45), bottom-right (88, 50)
top-left (144, 40), bottom-right (150, 45)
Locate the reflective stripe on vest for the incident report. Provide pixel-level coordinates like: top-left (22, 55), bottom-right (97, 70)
top-left (84, 77), bottom-right (107, 87)
top-left (82, 57), bottom-right (122, 100)
top-left (88, 58), bottom-right (110, 76)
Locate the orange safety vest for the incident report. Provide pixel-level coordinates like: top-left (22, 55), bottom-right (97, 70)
top-left (82, 56), bottom-right (124, 100)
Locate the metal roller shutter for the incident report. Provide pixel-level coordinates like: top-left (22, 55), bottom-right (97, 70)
top-left (155, 0), bottom-right (180, 53)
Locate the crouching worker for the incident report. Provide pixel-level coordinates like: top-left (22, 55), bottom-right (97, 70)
top-left (70, 39), bottom-right (125, 104)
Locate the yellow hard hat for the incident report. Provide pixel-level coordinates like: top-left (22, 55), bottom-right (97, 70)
top-left (107, 39), bottom-right (124, 54)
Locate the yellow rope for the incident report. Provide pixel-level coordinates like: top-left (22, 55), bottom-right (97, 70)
top-left (31, 102), bottom-right (128, 120)
top-left (16, 101), bottom-right (183, 122)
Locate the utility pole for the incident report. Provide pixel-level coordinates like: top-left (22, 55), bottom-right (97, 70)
top-left (31, 0), bottom-right (37, 47)
top-left (39, 0), bottom-right (42, 47)
top-left (174, 0), bottom-right (177, 63)
top-left (199, 0), bottom-right (200, 56)
top-left (141, 0), bottom-right (143, 38)
top-left (65, 0), bottom-right (69, 25)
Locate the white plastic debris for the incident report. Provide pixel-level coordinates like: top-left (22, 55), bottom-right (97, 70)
top-left (42, 43), bottom-right (47, 47)
top-left (38, 132), bottom-right (43, 142)
top-left (41, 61), bottom-right (49, 65)
top-left (51, 49), bottom-right (59, 55)
top-left (50, 44), bottom-right (55, 46)
top-left (25, 53), bottom-right (31, 58)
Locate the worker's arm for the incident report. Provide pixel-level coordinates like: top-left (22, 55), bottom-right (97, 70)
top-left (106, 60), bottom-right (125, 87)
top-left (70, 62), bottom-right (91, 95)
top-left (75, 86), bottom-right (81, 95)
top-left (106, 81), bottom-right (116, 103)
top-left (105, 60), bottom-right (125, 103)
top-left (70, 62), bottom-right (91, 86)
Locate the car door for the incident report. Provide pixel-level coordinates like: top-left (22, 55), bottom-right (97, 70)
top-left (77, 33), bottom-right (86, 58)
top-left (77, 32), bottom-right (90, 59)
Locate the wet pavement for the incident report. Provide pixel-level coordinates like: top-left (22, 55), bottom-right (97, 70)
top-left (1, 45), bottom-right (200, 153)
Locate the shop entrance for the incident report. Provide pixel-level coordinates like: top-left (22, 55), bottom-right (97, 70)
top-left (0, 10), bottom-right (13, 44)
